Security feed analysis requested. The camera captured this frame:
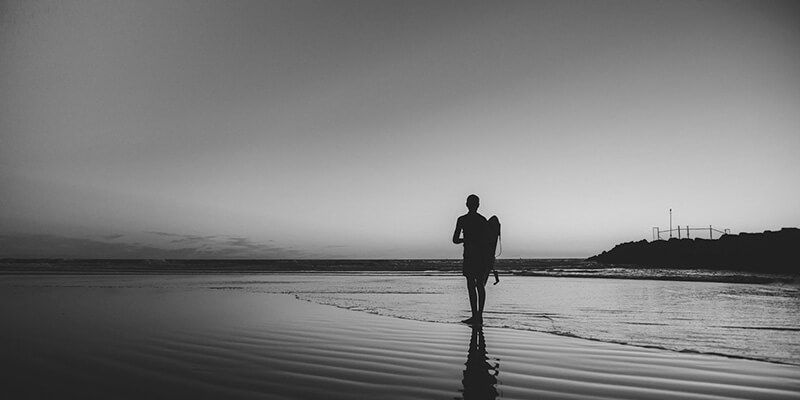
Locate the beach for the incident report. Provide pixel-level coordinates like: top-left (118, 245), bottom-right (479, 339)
top-left (2, 274), bottom-right (799, 399)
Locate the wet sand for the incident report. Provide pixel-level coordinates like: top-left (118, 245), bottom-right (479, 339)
top-left (2, 282), bottom-right (799, 399)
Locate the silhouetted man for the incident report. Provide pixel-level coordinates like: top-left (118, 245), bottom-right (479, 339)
top-left (452, 194), bottom-right (490, 324)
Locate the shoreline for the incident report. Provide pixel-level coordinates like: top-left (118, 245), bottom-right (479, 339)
top-left (4, 272), bottom-right (799, 366)
top-left (3, 283), bottom-right (798, 399)
top-left (262, 295), bottom-right (800, 399)
top-left (292, 297), bottom-right (800, 368)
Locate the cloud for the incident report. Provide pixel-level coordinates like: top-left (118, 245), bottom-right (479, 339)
top-left (0, 232), bottom-right (304, 259)
top-left (92, 233), bottom-right (126, 240)
top-left (145, 231), bottom-right (219, 245)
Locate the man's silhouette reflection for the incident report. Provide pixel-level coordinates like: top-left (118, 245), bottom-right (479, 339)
top-left (457, 326), bottom-right (499, 400)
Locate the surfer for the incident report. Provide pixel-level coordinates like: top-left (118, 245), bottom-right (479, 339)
top-left (453, 194), bottom-right (493, 325)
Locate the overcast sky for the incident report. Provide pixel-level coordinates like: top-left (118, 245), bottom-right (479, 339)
top-left (1, 0), bottom-right (799, 259)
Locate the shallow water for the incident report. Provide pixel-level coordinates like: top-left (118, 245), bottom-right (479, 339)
top-left (283, 275), bottom-right (800, 365)
top-left (2, 273), bottom-right (799, 366)
top-left (0, 278), bottom-right (483, 399)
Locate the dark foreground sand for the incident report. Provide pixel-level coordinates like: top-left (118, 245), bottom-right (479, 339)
top-left (2, 287), bottom-right (799, 399)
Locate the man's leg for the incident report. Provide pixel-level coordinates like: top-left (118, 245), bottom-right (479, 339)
top-left (476, 277), bottom-right (486, 319)
top-left (464, 277), bottom-right (478, 322)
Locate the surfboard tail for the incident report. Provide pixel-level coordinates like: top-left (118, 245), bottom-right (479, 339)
top-left (487, 215), bottom-right (501, 258)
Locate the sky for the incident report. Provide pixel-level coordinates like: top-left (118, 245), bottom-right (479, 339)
top-left (1, 0), bottom-right (799, 259)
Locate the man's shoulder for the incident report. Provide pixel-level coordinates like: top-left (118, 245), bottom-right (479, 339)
top-left (459, 213), bottom-right (487, 223)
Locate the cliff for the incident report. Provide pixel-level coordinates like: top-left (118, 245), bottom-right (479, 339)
top-left (588, 227), bottom-right (799, 274)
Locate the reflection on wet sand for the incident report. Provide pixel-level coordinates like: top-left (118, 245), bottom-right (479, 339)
top-left (457, 325), bottom-right (499, 399)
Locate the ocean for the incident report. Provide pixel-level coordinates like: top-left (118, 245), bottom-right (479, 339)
top-left (2, 259), bottom-right (797, 365)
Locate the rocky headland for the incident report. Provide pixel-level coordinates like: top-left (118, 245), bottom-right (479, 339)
top-left (588, 227), bottom-right (799, 274)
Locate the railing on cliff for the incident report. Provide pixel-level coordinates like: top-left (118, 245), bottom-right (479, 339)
top-left (652, 225), bottom-right (730, 241)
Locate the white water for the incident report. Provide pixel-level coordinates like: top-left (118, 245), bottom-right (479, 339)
top-left (274, 274), bottom-right (800, 365)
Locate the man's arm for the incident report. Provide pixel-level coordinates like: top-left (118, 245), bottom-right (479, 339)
top-left (452, 219), bottom-right (464, 244)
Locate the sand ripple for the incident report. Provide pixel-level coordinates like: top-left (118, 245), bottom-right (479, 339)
top-left (1, 280), bottom-right (798, 399)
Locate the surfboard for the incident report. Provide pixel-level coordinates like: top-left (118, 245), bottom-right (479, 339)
top-left (486, 216), bottom-right (501, 284)
top-left (486, 215), bottom-right (501, 258)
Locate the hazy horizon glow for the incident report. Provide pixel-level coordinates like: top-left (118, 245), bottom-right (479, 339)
top-left (2, 1), bottom-right (799, 258)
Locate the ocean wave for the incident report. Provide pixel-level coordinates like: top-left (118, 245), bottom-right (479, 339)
top-left (3, 259), bottom-right (797, 285)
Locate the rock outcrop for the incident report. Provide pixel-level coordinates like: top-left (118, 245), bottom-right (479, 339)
top-left (588, 228), bottom-right (799, 273)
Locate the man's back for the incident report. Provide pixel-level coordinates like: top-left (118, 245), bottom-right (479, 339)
top-left (458, 212), bottom-right (487, 259)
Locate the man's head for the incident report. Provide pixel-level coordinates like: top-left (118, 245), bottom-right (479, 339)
top-left (466, 194), bottom-right (480, 212)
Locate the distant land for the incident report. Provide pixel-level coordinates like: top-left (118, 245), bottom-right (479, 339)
top-left (589, 228), bottom-right (799, 274)
top-left (2, 229), bottom-right (798, 278)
